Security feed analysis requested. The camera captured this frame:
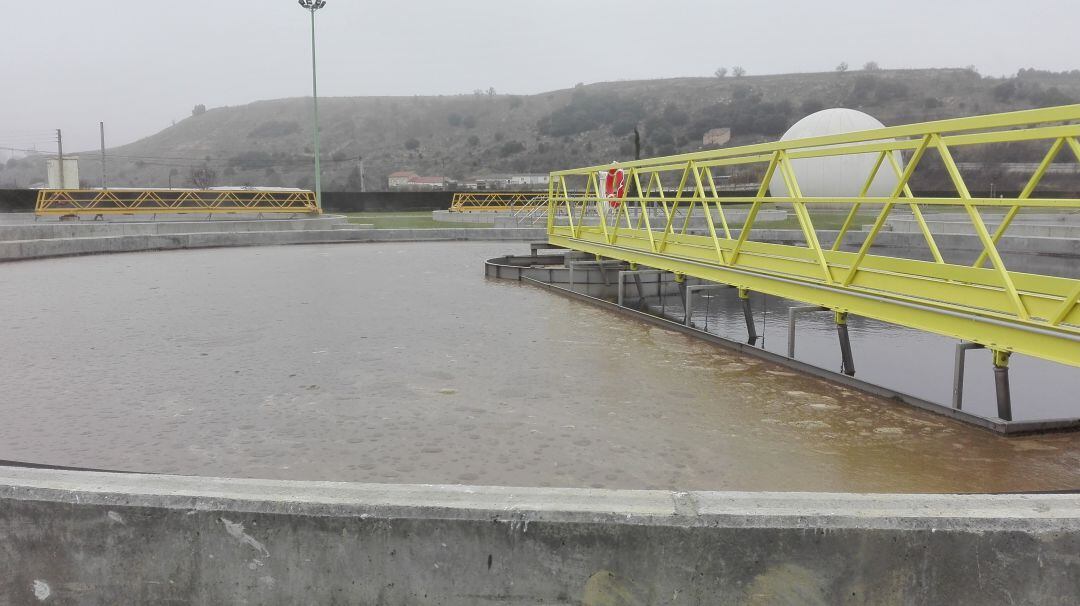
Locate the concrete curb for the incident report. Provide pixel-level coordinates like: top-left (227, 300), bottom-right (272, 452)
top-left (2, 467), bottom-right (1079, 604)
top-left (2, 468), bottom-right (1078, 530)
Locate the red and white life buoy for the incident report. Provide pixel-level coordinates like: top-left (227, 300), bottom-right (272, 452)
top-left (605, 167), bottom-right (627, 208)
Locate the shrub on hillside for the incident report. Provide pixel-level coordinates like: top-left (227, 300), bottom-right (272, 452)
top-left (537, 90), bottom-right (645, 137)
top-left (692, 86), bottom-right (793, 138)
top-left (248, 121), bottom-right (300, 138)
top-left (500, 141), bottom-right (526, 156)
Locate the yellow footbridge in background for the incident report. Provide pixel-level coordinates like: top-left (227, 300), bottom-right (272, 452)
top-left (449, 192), bottom-right (547, 212)
top-left (546, 105), bottom-right (1080, 376)
top-left (35, 188), bottom-right (317, 215)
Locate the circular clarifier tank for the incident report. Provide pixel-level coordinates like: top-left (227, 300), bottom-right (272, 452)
top-left (1, 241), bottom-right (1079, 493)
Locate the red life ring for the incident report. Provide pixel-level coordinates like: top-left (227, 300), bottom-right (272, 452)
top-left (605, 168), bottom-right (627, 208)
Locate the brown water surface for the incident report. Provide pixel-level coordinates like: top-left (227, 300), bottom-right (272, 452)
top-left (0, 242), bottom-right (1077, 493)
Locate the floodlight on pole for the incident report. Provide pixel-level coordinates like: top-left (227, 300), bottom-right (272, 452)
top-left (299, 0), bottom-right (326, 212)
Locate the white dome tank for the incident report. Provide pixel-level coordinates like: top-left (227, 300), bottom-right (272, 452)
top-left (769, 108), bottom-right (901, 199)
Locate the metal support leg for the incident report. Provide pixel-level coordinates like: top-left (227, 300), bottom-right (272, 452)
top-left (683, 284), bottom-right (733, 328)
top-left (617, 269), bottom-right (663, 309)
top-left (993, 349), bottom-right (1013, 422)
top-left (739, 288), bottom-right (757, 345)
top-left (835, 312), bottom-right (855, 376)
top-left (632, 274), bottom-right (645, 310)
top-left (685, 285), bottom-right (694, 326)
top-left (787, 305), bottom-right (830, 358)
top-left (952, 342), bottom-right (984, 410)
top-left (570, 260), bottom-right (625, 295)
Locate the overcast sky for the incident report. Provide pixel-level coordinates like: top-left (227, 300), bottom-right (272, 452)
top-left (2, 0), bottom-right (1076, 153)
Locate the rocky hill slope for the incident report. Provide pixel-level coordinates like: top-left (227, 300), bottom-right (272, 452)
top-left (2, 67), bottom-right (1078, 191)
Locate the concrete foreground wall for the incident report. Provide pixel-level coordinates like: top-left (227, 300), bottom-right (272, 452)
top-left (1, 468), bottom-right (1078, 605)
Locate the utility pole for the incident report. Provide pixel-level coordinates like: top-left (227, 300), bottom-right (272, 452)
top-left (358, 155), bottom-right (365, 192)
top-left (99, 121), bottom-right (107, 189)
top-left (299, 0), bottom-right (327, 212)
top-left (56, 129), bottom-right (65, 189)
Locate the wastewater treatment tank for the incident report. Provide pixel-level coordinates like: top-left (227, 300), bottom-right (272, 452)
top-left (0, 241), bottom-right (1078, 494)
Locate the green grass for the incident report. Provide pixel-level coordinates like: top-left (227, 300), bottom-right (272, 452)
top-left (343, 211), bottom-right (493, 229)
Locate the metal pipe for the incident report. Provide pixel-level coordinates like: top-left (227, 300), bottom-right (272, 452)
top-left (304, 3), bottom-right (324, 213)
top-left (56, 129), bottom-right (64, 189)
top-left (685, 284), bottom-right (694, 326)
top-left (994, 350), bottom-right (1013, 422)
top-left (952, 342), bottom-right (985, 410)
top-left (740, 289), bottom-right (757, 345)
top-left (836, 312), bottom-right (855, 376)
top-left (99, 122), bottom-right (107, 190)
top-left (787, 305), bottom-right (830, 358)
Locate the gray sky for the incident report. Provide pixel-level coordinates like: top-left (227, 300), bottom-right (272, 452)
top-left (2, 0), bottom-right (1076, 153)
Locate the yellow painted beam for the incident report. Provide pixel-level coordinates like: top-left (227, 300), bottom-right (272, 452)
top-left (545, 105), bottom-right (1080, 368)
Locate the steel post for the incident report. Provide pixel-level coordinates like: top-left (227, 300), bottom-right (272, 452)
top-left (993, 350), bottom-right (1013, 422)
top-left (952, 342), bottom-right (985, 410)
top-left (740, 289), bottom-right (757, 345)
top-left (309, 6), bottom-right (322, 213)
top-left (787, 305), bottom-right (830, 358)
top-left (835, 312), bottom-right (855, 376)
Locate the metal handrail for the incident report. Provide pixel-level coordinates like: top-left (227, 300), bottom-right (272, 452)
top-left (449, 192), bottom-right (547, 212)
top-left (36, 188), bottom-right (318, 215)
top-left (546, 104), bottom-right (1080, 367)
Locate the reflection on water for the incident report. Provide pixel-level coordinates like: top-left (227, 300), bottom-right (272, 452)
top-left (666, 243), bottom-right (1080, 422)
top-left (0, 242), bottom-right (1078, 493)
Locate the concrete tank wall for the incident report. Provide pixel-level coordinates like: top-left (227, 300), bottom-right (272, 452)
top-left (1, 468), bottom-right (1078, 605)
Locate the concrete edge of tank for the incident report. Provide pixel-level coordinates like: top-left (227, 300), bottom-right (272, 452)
top-left (2, 466), bottom-right (1078, 530)
top-left (1, 466), bottom-right (1078, 604)
top-left (0, 227), bottom-right (550, 263)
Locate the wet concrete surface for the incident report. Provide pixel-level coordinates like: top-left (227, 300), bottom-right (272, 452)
top-left (0, 242), bottom-right (1078, 493)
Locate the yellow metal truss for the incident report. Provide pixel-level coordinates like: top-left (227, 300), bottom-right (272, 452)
top-left (546, 105), bottom-right (1080, 367)
top-left (35, 189), bottom-right (318, 215)
top-left (449, 192), bottom-right (547, 212)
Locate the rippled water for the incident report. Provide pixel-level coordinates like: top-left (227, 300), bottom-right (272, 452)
top-left (0, 242), bottom-right (1078, 493)
top-left (669, 251), bottom-right (1080, 422)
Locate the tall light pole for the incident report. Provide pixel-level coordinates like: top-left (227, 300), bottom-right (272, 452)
top-left (299, 0), bottom-right (326, 212)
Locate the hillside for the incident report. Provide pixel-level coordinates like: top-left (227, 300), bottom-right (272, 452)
top-left (3, 67), bottom-right (1079, 191)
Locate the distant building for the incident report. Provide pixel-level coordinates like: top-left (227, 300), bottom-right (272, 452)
top-left (475, 173), bottom-right (549, 190)
top-left (702, 128), bottom-right (732, 147)
top-left (388, 171), bottom-right (417, 189)
top-left (388, 172), bottom-right (449, 191)
top-left (406, 176), bottom-right (448, 190)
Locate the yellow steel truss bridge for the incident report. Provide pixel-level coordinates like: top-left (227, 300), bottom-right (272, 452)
top-left (449, 192), bottom-right (547, 212)
top-left (546, 105), bottom-right (1080, 370)
top-left (35, 188), bottom-right (317, 215)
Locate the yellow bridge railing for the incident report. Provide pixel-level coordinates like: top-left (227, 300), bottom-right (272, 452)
top-left (35, 188), bottom-right (318, 215)
top-left (547, 105), bottom-right (1080, 368)
top-left (449, 192), bottom-right (547, 212)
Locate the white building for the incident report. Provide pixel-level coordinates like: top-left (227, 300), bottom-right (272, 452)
top-left (476, 173), bottom-right (549, 190)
